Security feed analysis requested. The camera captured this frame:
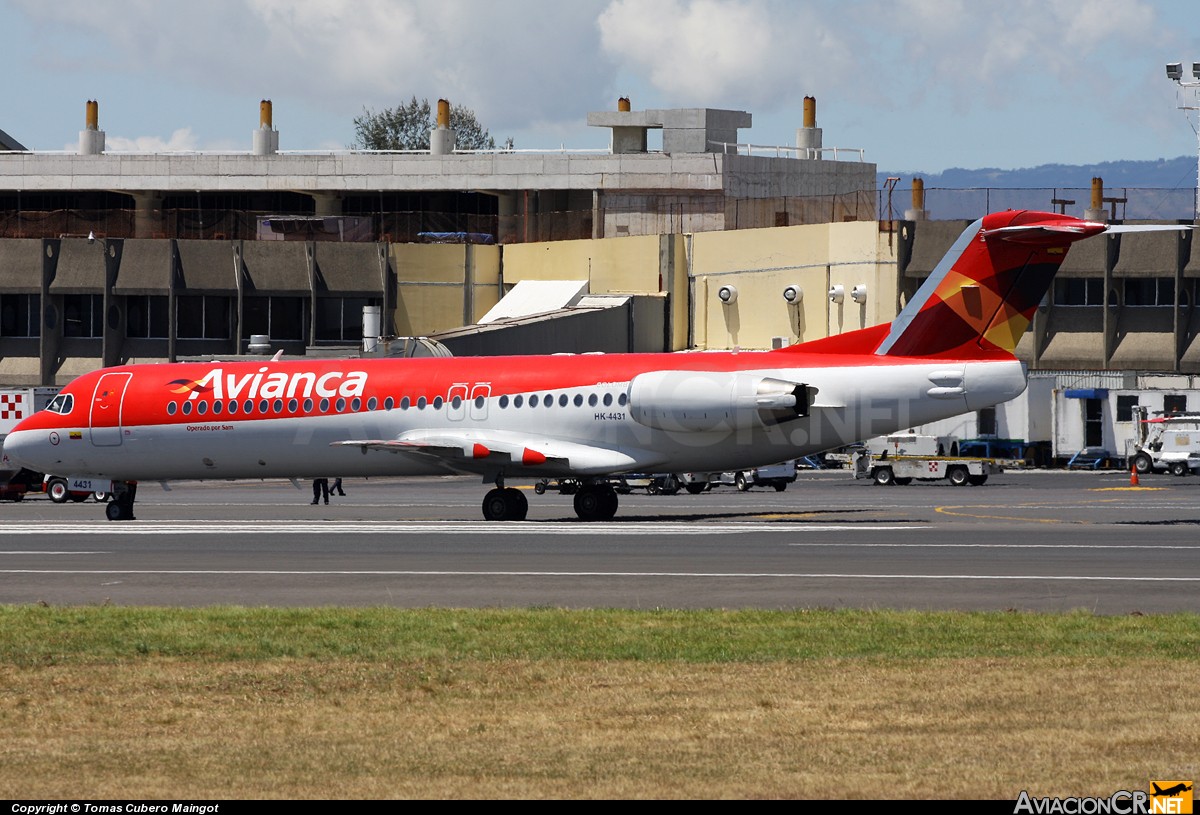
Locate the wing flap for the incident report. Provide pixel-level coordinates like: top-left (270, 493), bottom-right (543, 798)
top-left (333, 430), bottom-right (665, 475)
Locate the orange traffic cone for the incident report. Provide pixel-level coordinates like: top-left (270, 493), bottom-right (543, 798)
top-left (1130, 463), bottom-right (1140, 487)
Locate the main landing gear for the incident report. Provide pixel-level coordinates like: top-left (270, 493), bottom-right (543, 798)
top-left (104, 481), bottom-right (137, 521)
top-left (482, 486), bottom-right (528, 521)
top-left (572, 483), bottom-right (618, 521)
top-left (480, 476), bottom-right (619, 522)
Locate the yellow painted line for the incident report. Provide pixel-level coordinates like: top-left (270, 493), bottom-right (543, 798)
top-left (1092, 486), bottom-right (1167, 492)
top-left (934, 505), bottom-right (1079, 524)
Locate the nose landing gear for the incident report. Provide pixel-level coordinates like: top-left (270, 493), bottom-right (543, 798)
top-left (104, 481), bottom-right (137, 521)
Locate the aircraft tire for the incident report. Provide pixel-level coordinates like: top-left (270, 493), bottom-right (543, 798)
top-left (503, 487), bottom-right (528, 520)
top-left (600, 487), bottom-right (619, 520)
top-left (574, 485), bottom-right (618, 521)
top-left (482, 488), bottom-right (512, 521)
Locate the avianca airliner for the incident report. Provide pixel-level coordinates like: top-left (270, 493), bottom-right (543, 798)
top-left (1, 210), bottom-right (1176, 521)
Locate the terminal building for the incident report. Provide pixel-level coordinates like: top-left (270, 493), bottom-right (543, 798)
top-left (1, 97), bottom-right (1198, 462)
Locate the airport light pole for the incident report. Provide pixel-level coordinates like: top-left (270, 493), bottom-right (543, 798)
top-left (1166, 62), bottom-right (1200, 221)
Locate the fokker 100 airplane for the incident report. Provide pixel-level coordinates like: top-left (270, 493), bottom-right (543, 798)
top-left (2, 210), bottom-right (1180, 521)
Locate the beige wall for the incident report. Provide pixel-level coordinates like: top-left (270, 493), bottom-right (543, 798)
top-left (502, 233), bottom-right (663, 293)
top-left (390, 243), bottom-right (502, 336)
top-left (690, 221), bottom-right (895, 350)
top-left (384, 222), bottom-right (896, 350)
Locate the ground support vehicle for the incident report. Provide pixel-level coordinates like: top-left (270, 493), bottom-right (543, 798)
top-left (43, 475), bottom-right (111, 503)
top-left (533, 478), bottom-right (581, 495)
top-left (853, 453), bottom-right (1003, 486)
top-left (680, 460), bottom-right (797, 493)
top-left (0, 466), bottom-right (36, 501)
top-left (1126, 407), bottom-right (1200, 476)
top-left (534, 474), bottom-right (682, 496)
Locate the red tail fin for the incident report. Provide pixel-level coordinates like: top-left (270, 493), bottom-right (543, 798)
top-left (875, 210), bottom-right (1108, 358)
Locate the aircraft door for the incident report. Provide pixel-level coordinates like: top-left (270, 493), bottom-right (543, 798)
top-left (470, 384), bottom-right (491, 421)
top-left (90, 372), bottom-right (133, 447)
top-left (447, 383), bottom-right (469, 421)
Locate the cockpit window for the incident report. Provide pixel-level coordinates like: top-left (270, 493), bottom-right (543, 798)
top-left (45, 393), bottom-right (74, 415)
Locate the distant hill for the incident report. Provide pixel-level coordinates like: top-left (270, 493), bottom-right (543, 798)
top-left (878, 156), bottom-right (1195, 189)
top-left (876, 156), bottom-right (1197, 220)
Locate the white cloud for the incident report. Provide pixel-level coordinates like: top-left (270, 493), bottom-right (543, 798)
top-left (103, 129), bottom-right (203, 153)
top-left (11, 0), bottom-right (617, 144)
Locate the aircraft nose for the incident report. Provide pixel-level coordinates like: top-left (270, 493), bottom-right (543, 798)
top-left (1, 429), bottom-right (50, 472)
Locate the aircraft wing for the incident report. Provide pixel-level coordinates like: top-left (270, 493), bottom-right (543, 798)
top-left (332, 429), bottom-right (666, 475)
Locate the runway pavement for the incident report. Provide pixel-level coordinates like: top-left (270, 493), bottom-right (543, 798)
top-left (1, 469), bottom-right (1197, 613)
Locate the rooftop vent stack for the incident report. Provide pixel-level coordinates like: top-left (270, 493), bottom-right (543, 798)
top-left (905, 177), bottom-right (928, 220)
top-left (79, 100), bottom-right (105, 155)
top-left (796, 96), bottom-right (822, 159)
top-left (618, 96), bottom-right (631, 112)
top-left (362, 305), bottom-right (381, 354)
top-left (430, 98), bottom-right (456, 155)
top-left (252, 99), bottom-right (279, 155)
top-left (1085, 177), bottom-right (1107, 222)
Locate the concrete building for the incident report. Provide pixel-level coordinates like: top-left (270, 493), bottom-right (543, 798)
top-left (0, 98), bottom-right (875, 384)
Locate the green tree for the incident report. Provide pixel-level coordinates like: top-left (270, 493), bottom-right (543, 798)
top-left (352, 96), bottom-right (510, 151)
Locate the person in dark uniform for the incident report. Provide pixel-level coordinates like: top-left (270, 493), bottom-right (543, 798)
top-left (311, 477), bottom-right (330, 505)
top-left (332, 477), bottom-right (346, 496)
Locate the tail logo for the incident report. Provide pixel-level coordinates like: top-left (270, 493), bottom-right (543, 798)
top-left (929, 268), bottom-right (1031, 354)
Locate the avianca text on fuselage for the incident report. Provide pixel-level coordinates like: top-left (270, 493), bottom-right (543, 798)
top-left (174, 366), bottom-right (369, 401)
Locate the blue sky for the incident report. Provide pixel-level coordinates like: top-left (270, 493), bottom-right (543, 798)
top-left (4, 0), bottom-right (1200, 173)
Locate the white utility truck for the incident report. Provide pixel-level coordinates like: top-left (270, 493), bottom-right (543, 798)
top-left (1127, 407), bottom-right (1200, 476)
top-left (851, 434), bottom-right (1004, 486)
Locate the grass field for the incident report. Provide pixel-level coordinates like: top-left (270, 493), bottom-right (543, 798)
top-left (1, 605), bottom-right (1197, 799)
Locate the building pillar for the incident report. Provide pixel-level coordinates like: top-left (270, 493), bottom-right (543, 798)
top-left (131, 192), bottom-right (164, 238)
top-left (310, 193), bottom-right (343, 216)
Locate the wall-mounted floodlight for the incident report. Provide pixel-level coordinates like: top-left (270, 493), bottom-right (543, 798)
top-left (782, 284), bottom-right (802, 304)
top-left (1168, 62), bottom-right (1183, 81)
top-left (717, 284), bottom-right (738, 304)
top-left (828, 284), bottom-right (844, 304)
top-left (851, 284), bottom-right (868, 304)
